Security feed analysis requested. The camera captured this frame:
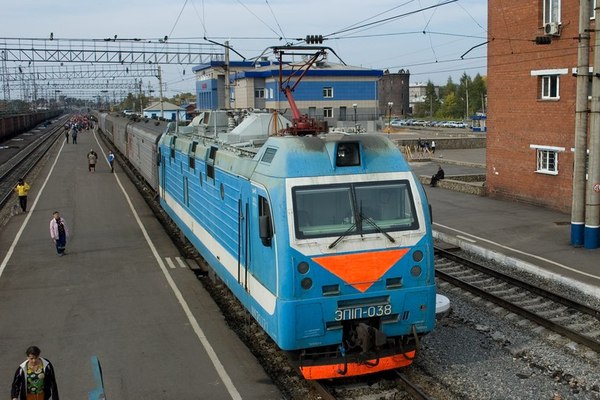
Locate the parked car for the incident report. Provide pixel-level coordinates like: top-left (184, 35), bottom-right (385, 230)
top-left (390, 119), bottom-right (408, 127)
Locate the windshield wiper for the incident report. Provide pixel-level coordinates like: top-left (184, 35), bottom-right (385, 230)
top-left (360, 213), bottom-right (395, 243)
top-left (328, 222), bottom-right (357, 249)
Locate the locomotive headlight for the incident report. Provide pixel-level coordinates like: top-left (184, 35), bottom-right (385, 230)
top-left (336, 142), bottom-right (360, 167)
top-left (297, 261), bottom-right (309, 274)
top-left (412, 250), bottom-right (423, 262)
top-left (411, 265), bottom-right (422, 277)
top-left (301, 277), bottom-right (313, 290)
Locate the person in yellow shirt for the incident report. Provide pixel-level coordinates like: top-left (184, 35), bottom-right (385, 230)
top-left (15, 178), bottom-right (31, 213)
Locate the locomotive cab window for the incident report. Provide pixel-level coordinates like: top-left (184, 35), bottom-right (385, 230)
top-left (293, 180), bottom-right (418, 239)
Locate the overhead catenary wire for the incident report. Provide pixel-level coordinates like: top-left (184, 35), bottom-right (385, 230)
top-left (234, 0), bottom-right (282, 39)
top-left (265, 0), bottom-right (288, 44)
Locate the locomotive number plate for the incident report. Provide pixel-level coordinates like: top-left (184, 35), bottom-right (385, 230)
top-left (335, 304), bottom-right (392, 321)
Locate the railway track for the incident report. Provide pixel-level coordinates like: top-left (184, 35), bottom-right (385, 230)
top-left (311, 370), bottom-right (435, 400)
top-left (0, 116), bottom-right (68, 209)
top-left (435, 246), bottom-right (600, 353)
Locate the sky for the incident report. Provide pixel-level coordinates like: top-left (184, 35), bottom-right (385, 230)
top-left (1, 0), bottom-right (487, 99)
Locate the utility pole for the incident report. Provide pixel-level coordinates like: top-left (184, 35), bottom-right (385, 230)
top-left (224, 40), bottom-right (230, 109)
top-left (571, 0), bottom-right (591, 246)
top-left (585, 0), bottom-right (600, 248)
top-left (465, 78), bottom-right (469, 121)
top-left (157, 66), bottom-right (164, 119)
top-left (139, 79), bottom-right (143, 116)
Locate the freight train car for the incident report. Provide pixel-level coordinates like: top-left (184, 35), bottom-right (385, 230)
top-left (154, 111), bottom-right (443, 379)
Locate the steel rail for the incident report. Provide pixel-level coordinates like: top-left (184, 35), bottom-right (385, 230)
top-left (435, 248), bottom-right (600, 353)
top-left (395, 371), bottom-right (433, 400)
top-left (0, 116), bottom-right (68, 209)
top-left (435, 247), bottom-right (600, 319)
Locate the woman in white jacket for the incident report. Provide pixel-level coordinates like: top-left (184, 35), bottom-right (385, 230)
top-left (49, 211), bottom-right (68, 256)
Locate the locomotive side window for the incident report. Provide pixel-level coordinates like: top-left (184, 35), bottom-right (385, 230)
top-left (170, 137), bottom-right (176, 159)
top-left (189, 141), bottom-right (197, 170)
top-left (207, 146), bottom-right (217, 180)
top-left (258, 196), bottom-right (273, 246)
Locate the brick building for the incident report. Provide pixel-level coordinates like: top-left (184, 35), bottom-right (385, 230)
top-left (378, 69), bottom-right (410, 117)
top-left (487, 0), bottom-right (594, 212)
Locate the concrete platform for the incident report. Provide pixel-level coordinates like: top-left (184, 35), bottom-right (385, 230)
top-left (0, 129), bottom-right (280, 399)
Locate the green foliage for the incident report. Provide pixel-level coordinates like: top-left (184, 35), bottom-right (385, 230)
top-left (413, 80), bottom-right (441, 118)
top-left (415, 73), bottom-right (487, 120)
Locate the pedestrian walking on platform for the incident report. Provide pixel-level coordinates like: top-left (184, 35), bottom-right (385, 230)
top-left (64, 128), bottom-right (69, 144)
top-left (430, 165), bottom-right (445, 187)
top-left (107, 151), bottom-right (115, 173)
top-left (11, 345), bottom-right (60, 400)
top-left (87, 149), bottom-right (98, 172)
top-left (49, 211), bottom-right (68, 256)
top-left (71, 128), bottom-right (78, 144)
top-left (14, 178), bottom-right (31, 213)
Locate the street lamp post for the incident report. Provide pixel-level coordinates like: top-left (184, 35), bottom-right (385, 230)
top-left (352, 103), bottom-right (357, 131)
top-left (387, 101), bottom-right (394, 133)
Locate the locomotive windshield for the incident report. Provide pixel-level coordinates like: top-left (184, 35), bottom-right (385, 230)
top-left (293, 180), bottom-right (419, 239)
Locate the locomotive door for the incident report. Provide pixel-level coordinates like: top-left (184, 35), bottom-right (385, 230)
top-left (246, 187), bottom-right (277, 295)
top-left (160, 150), bottom-right (166, 199)
top-left (237, 193), bottom-right (250, 291)
top-left (237, 183), bottom-right (251, 289)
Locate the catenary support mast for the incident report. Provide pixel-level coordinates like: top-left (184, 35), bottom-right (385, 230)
top-left (571, 0), bottom-right (591, 246)
top-left (585, 1), bottom-right (600, 248)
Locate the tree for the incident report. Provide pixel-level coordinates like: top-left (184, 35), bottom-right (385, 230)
top-left (427, 73), bottom-right (487, 120)
top-left (169, 92), bottom-right (196, 105)
top-left (436, 92), bottom-right (460, 119)
top-left (413, 80), bottom-right (440, 117)
top-left (471, 73), bottom-right (487, 113)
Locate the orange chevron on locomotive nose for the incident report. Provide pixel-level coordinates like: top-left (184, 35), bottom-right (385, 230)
top-left (312, 249), bottom-right (410, 292)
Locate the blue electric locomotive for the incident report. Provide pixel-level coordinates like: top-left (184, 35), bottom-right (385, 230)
top-left (157, 115), bottom-right (438, 379)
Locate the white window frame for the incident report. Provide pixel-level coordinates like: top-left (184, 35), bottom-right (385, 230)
top-left (530, 144), bottom-right (564, 175)
top-left (541, 75), bottom-right (559, 99)
top-left (531, 69), bottom-right (566, 100)
top-left (543, 0), bottom-right (561, 25)
top-left (255, 88), bottom-right (265, 99)
top-left (592, 0), bottom-right (596, 19)
top-left (323, 107), bottom-right (333, 118)
top-left (323, 87), bottom-right (333, 98)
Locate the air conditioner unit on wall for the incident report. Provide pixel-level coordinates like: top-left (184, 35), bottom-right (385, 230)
top-left (544, 22), bottom-right (560, 36)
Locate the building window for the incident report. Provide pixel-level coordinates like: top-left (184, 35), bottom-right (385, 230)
top-left (323, 107), bottom-right (333, 118)
top-left (255, 88), bottom-right (265, 98)
top-left (540, 75), bottom-right (559, 99)
top-left (323, 87), bottom-right (333, 98)
top-left (543, 0), bottom-right (560, 24)
top-left (535, 148), bottom-right (559, 175)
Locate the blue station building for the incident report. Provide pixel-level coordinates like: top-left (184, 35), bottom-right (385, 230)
top-left (192, 60), bottom-right (384, 127)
